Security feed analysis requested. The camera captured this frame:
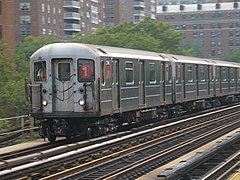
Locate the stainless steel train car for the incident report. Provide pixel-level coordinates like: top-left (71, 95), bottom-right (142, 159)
top-left (28, 43), bottom-right (240, 142)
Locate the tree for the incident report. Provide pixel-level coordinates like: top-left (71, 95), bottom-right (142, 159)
top-left (223, 49), bottom-right (240, 62)
top-left (16, 35), bottom-right (61, 59)
top-left (69, 17), bottom-right (193, 56)
top-left (0, 40), bottom-right (29, 117)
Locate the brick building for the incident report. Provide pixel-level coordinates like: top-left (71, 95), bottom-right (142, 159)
top-left (0, 0), bottom-right (64, 49)
top-left (105, 0), bottom-right (157, 27)
top-left (0, 0), bottom-right (156, 49)
top-left (157, 1), bottom-right (240, 58)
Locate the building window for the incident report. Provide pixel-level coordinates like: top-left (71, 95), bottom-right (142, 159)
top-left (217, 40), bottom-right (222, 47)
top-left (106, 12), bottom-right (114, 19)
top-left (236, 39), bottom-right (240, 46)
top-left (20, 27), bottom-right (31, 36)
top-left (229, 31), bottom-right (234, 37)
top-left (42, 3), bottom-right (45, 13)
top-left (192, 24), bottom-right (198, 29)
top-left (229, 23), bottom-right (234, 28)
top-left (229, 39), bottom-right (234, 46)
top-left (236, 31), bottom-right (240, 37)
top-left (211, 40), bottom-right (216, 47)
top-left (193, 32), bottom-right (198, 38)
top-left (211, 24), bottom-right (216, 29)
top-left (20, 15), bottom-right (31, 24)
top-left (42, 28), bottom-right (46, 35)
top-left (47, 5), bottom-right (50, 13)
top-left (211, 32), bottom-right (215, 38)
top-left (211, 49), bottom-right (216, 56)
top-left (42, 16), bottom-right (45, 24)
top-left (91, 5), bottom-right (99, 24)
top-left (48, 17), bottom-right (51, 24)
top-left (20, 3), bottom-right (30, 11)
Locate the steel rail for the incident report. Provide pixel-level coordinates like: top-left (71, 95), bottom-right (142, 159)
top-left (44, 110), bottom-right (240, 179)
top-left (0, 105), bottom-right (240, 179)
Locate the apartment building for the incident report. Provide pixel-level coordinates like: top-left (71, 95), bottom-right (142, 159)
top-left (105, 0), bottom-right (157, 28)
top-left (0, 0), bottom-right (156, 49)
top-left (0, 0), bottom-right (64, 49)
top-left (157, 2), bottom-right (240, 58)
top-left (64, 0), bottom-right (105, 37)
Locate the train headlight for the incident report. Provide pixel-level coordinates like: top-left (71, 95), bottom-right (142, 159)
top-left (42, 100), bottom-right (48, 106)
top-left (79, 99), bottom-right (85, 106)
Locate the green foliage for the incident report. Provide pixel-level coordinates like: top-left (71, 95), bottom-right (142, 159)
top-left (16, 35), bottom-right (61, 59)
top-left (0, 40), bottom-right (29, 117)
top-left (69, 17), bottom-right (193, 56)
top-left (223, 49), bottom-right (240, 62)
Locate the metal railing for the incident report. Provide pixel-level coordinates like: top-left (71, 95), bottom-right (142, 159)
top-left (0, 115), bottom-right (37, 138)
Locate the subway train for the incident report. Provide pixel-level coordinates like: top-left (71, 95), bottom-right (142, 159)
top-left (28, 43), bottom-right (240, 142)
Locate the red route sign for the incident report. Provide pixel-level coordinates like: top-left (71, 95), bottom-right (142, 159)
top-left (80, 65), bottom-right (93, 78)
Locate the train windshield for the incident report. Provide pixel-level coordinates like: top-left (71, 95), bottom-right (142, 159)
top-left (78, 59), bottom-right (95, 82)
top-left (34, 61), bottom-right (46, 82)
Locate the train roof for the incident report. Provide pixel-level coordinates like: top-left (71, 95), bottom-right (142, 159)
top-left (30, 43), bottom-right (240, 67)
top-left (163, 53), bottom-right (240, 67)
top-left (30, 43), bottom-right (169, 62)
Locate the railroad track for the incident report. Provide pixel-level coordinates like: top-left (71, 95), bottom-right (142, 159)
top-left (50, 109), bottom-right (240, 179)
top-left (0, 104), bottom-right (239, 180)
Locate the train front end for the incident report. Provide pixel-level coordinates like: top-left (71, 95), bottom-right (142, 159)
top-left (28, 43), bottom-right (99, 142)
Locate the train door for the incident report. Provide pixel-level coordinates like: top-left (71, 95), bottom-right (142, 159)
top-left (183, 64), bottom-right (186, 99)
top-left (112, 59), bottom-right (120, 110)
top-left (160, 62), bottom-right (165, 102)
top-left (139, 60), bottom-right (145, 105)
top-left (175, 63), bottom-right (183, 103)
top-left (52, 59), bottom-right (74, 112)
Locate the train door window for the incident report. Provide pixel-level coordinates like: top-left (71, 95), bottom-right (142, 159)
top-left (222, 67), bottom-right (227, 82)
top-left (101, 61), bottom-right (105, 85)
top-left (229, 67), bottom-right (236, 81)
top-left (78, 59), bottom-right (95, 82)
top-left (176, 64), bottom-right (181, 83)
top-left (199, 65), bottom-right (206, 82)
top-left (125, 61), bottom-right (134, 84)
top-left (58, 63), bottom-right (70, 81)
top-left (186, 64), bottom-right (193, 83)
top-left (148, 62), bottom-right (156, 84)
top-left (209, 66), bottom-right (214, 81)
top-left (34, 61), bottom-right (46, 82)
top-left (216, 66), bottom-right (220, 82)
top-left (165, 64), bottom-right (172, 83)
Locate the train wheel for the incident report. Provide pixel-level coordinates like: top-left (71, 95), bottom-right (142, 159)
top-left (46, 127), bottom-right (56, 143)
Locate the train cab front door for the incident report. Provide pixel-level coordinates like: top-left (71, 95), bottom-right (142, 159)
top-left (52, 59), bottom-right (74, 112)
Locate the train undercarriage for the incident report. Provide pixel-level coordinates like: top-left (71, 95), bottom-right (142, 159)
top-left (37, 95), bottom-right (240, 143)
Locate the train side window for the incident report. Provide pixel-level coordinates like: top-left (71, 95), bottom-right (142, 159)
top-left (34, 61), bottom-right (46, 82)
top-left (58, 63), bottom-right (70, 81)
top-left (149, 63), bottom-right (156, 84)
top-left (187, 65), bottom-right (193, 83)
top-left (125, 61), bottom-right (134, 84)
